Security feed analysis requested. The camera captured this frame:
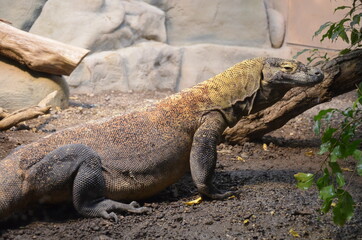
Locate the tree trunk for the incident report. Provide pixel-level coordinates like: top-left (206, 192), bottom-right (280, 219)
top-left (223, 49), bottom-right (362, 144)
top-left (0, 21), bottom-right (89, 76)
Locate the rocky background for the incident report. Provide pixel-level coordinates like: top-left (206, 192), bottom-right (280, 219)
top-left (0, 0), bottom-right (348, 110)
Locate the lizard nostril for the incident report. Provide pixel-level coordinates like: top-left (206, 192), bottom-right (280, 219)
top-left (310, 68), bottom-right (323, 77)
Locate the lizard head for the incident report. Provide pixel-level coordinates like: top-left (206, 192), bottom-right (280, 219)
top-left (261, 58), bottom-right (324, 87)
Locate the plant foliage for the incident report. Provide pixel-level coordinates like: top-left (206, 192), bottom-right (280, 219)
top-left (294, 0), bottom-right (362, 226)
top-left (295, 83), bottom-right (362, 225)
top-left (293, 0), bottom-right (361, 65)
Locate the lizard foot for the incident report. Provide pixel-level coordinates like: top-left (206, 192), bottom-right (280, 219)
top-left (77, 199), bottom-right (151, 222)
top-left (198, 184), bottom-right (242, 200)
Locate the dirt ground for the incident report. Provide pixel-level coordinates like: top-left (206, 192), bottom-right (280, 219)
top-left (0, 90), bottom-right (361, 240)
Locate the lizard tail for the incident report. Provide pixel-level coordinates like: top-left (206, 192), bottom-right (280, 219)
top-left (0, 157), bottom-right (24, 220)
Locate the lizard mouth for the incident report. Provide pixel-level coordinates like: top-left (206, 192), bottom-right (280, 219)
top-left (273, 69), bottom-right (324, 86)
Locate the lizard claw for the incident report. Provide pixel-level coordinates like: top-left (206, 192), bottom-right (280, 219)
top-left (128, 201), bottom-right (151, 214)
top-left (108, 212), bottom-right (119, 223)
top-left (100, 211), bottom-right (119, 223)
top-left (129, 201), bottom-right (140, 208)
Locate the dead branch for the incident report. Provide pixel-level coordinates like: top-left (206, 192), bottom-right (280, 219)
top-left (0, 106), bottom-right (50, 131)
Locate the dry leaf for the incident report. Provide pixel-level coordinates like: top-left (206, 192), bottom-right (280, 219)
top-left (184, 197), bottom-right (203, 206)
top-left (227, 195), bottom-right (236, 199)
top-left (236, 156), bottom-right (245, 162)
top-left (341, 167), bottom-right (353, 172)
top-left (305, 151), bottom-right (314, 157)
top-left (243, 219), bottom-right (250, 225)
top-left (289, 228), bottom-right (300, 238)
top-left (263, 143), bottom-right (268, 151)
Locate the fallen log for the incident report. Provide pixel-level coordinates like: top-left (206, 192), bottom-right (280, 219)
top-left (0, 21), bottom-right (89, 75)
top-left (223, 49), bottom-right (362, 144)
top-left (0, 106), bottom-right (50, 131)
top-left (0, 91), bottom-right (58, 131)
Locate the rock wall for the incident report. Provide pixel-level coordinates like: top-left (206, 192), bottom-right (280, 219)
top-left (30, 0), bottom-right (167, 52)
top-left (144, 0), bottom-right (270, 47)
top-left (3, 0), bottom-right (329, 94)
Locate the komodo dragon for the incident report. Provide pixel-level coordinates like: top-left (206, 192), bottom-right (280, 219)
top-left (0, 57), bottom-right (324, 222)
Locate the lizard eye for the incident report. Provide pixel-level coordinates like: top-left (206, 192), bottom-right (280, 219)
top-left (280, 62), bottom-right (295, 72)
top-left (283, 66), bottom-right (293, 71)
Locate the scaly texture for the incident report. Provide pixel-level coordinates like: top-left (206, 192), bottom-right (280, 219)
top-left (0, 57), bottom-right (324, 221)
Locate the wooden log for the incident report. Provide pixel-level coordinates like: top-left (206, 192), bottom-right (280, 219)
top-left (223, 49), bottom-right (362, 144)
top-left (0, 91), bottom-right (57, 131)
top-left (0, 106), bottom-right (50, 131)
top-left (0, 21), bottom-right (89, 75)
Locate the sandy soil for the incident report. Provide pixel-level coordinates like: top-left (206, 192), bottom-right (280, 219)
top-left (0, 90), bottom-right (361, 240)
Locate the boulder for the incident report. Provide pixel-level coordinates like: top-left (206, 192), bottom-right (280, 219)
top-left (68, 42), bottom-right (181, 93)
top-left (0, 0), bottom-right (47, 31)
top-left (30, 0), bottom-right (166, 52)
top-left (0, 57), bottom-right (69, 112)
top-left (144, 0), bottom-right (270, 47)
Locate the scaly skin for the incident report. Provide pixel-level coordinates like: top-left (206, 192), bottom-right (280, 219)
top-left (0, 58), bottom-right (324, 222)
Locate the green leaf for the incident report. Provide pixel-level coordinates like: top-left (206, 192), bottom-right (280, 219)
top-left (334, 5), bottom-right (351, 13)
top-left (344, 140), bottom-right (361, 156)
top-left (314, 108), bottom-right (335, 121)
top-left (319, 142), bottom-right (331, 155)
top-left (340, 48), bottom-right (351, 55)
top-left (351, 13), bottom-right (361, 27)
top-left (324, 23), bottom-right (336, 41)
top-left (293, 49), bottom-right (311, 59)
top-left (314, 21), bottom-right (332, 38)
top-left (353, 150), bottom-right (362, 176)
top-left (319, 185), bottom-right (336, 201)
top-left (313, 120), bottom-right (321, 135)
top-left (336, 172), bottom-right (346, 187)
top-left (357, 158), bottom-right (362, 176)
top-left (330, 145), bottom-right (342, 162)
top-left (316, 168), bottom-right (330, 190)
top-left (331, 26), bottom-right (343, 41)
top-left (350, 28), bottom-right (360, 45)
top-left (321, 198), bottom-right (333, 213)
top-left (294, 173), bottom-right (315, 190)
top-left (338, 28), bottom-right (350, 43)
top-left (358, 82), bottom-right (362, 98)
top-left (329, 162), bottom-right (342, 173)
top-left (353, 149), bottom-right (362, 161)
top-left (333, 190), bottom-right (355, 225)
top-left (342, 108), bottom-right (354, 117)
top-left (322, 127), bottom-right (337, 142)
top-left (338, 18), bottom-right (352, 26)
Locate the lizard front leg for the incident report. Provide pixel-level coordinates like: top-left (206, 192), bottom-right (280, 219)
top-left (190, 111), bottom-right (237, 200)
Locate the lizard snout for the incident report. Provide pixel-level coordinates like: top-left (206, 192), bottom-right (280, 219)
top-left (308, 68), bottom-right (324, 83)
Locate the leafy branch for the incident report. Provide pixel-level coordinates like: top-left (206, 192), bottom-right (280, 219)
top-left (295, 82), bottom-right (362, 225)
top-left (293, 0), bottom-right (361, 65)
top-left (294, 0), bottom-right (361, 226)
